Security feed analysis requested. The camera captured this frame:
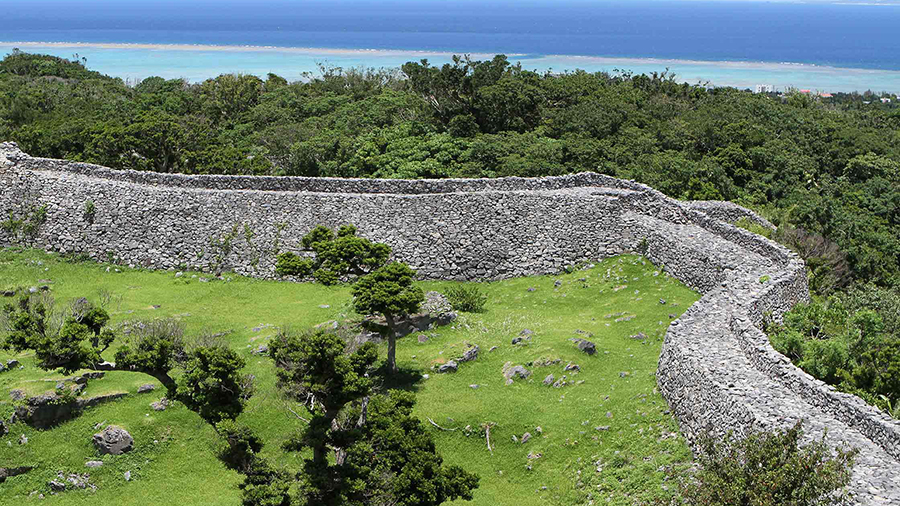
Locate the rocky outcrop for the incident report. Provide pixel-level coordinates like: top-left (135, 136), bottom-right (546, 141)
top-left (12, 392), bottom-right (127, 429)
top-left (93, 425), bottom-right (134, 455)
top-left (1, 142), bottom-right (898, 503)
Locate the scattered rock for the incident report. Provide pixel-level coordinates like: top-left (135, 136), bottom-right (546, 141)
top-left (174, 271), bottom-right (183, 278)
top-left (417, 334), bottom-right (429, 343)
top-left (9, 389), bottom-right (26, 401)
top-left (489, 346), bottom-right (498, 352)
top-left (469, 384), bottom-right (480, 389)
top-left (574, 329), bottom-right (593, 338)
top-left (93, 425), bottom-right (133, 455)
top-left (669, 314), bottom-right (677, 319)
top-left (659, 299), bottom-right (666, 305)
top-left (252, 344), bottom-right (269, 355)
top-left (554, 280), bottom-right (562, 287)
top-left (619, 371), bottom-right (629, 378)
top-left (19, 434), bottom-right (28, 445)
top-left (318, 304), bottom-right (330, 309)
top-left (151, 398), bottom-right (169, 411)
top-left (521, 432), bottom-right (532, 444)
top-left (502, 362), bottom-right (532, 382)
top-left (564, 362), bottom-right (580, 372)
top-left (571, 338), bottom-right (596, 355)
top-left (137, 384), bottom-right (155, 394)
top-left (606, 411), bottom-right (613, 418)
top-left (459, 344), bottom-right (479, 363)
top-left (527, 287), bottom-right (536, 292)
top-left (552, 376), bottom-right (568, 388)
top-left (533, 357), bottom-right (561, 367)
top-left (615, 315), bottom-right (634, 322)
top-left (85, 461), bottom-right (103, 468)
top-left (630, 332), bottom-right (647, 340)
top-left (55, 471), bottom-right (94, 491)
top-left (595, 425), bottom-right (610, 431)
top-left (6, 359), bottom-right (19, 368)
top-left (437, 361), bottom-right (458, 374)
top-left (512, 329), bottom-right (533, 345)
top-left (124, 470), bottom-right (131, 481)
top-left (543, 374), bottom-right (555, 386)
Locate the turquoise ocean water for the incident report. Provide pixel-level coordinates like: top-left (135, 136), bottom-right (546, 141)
top-left (4, 43), bottom-right (899, 93)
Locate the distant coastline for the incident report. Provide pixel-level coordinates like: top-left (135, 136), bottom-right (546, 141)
top-left (3, 41), bottom-right (900, 93)
top-left (4, 40), bottom-right (896, 76)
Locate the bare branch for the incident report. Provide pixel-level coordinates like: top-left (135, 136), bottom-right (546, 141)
top-left (427, 417), bottom-right (457, 431)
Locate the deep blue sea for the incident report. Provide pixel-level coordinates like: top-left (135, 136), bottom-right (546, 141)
top-left (3, 0), bottom-right (900, 91)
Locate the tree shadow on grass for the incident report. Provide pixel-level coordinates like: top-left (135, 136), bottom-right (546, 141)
top-left (372, 363), bottom-right (424, 393)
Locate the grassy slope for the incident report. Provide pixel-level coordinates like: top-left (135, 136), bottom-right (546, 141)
top-left (0, 248), bottom-right (699, 505)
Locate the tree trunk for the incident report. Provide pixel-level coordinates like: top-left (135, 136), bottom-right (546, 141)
top-left (384, 312), bottom-right (398, 373)
top-left (313, 407), bottom-right (342, 466)
top-left (335, 396), bottom-right (370, 466)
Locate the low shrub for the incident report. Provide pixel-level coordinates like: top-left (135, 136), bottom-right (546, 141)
top-left (446, 285), bottom-right (487, 313)
top-left (681, 421), bottom-right (857, 506)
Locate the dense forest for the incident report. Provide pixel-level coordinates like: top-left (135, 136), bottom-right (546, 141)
top-left (1, 50), bottom-right (898, 413)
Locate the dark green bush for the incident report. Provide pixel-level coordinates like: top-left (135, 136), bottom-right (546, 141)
top-left (681, 422), bottom-right (857, 506)
top-left (216, 420), bottom-right (264, 471)
top-left (446, 285), bottom-right (487, 313)
top-left (274, 251), bottom-right (314, 277)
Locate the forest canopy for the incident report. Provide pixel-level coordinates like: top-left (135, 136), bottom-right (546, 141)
top-left (0, 50), bottom-right (897, 291)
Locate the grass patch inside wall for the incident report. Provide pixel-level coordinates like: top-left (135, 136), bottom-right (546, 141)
top-left (0, 248), bottom-right (699, 506)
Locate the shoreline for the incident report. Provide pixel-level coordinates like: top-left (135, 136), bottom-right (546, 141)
top-left (4, 40), bottom-right (900, 75)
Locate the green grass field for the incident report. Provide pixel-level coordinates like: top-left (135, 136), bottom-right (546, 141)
top-left (0, 248), bottom-right (699, 505)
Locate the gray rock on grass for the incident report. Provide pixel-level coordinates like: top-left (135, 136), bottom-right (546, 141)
top-left (459, 344), bottom-right (479, 363)
top-left (571, 338), bottom-right (596, 355)
top-left (93, 425), bottom-right (133, 455)
top-left (137, 384), bottom-right (155, 394)
top-left (437, 361), bottom-right (458, 374)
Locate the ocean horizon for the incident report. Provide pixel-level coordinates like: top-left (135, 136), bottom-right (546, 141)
top-left (4, 0), bottom-right (900, 92)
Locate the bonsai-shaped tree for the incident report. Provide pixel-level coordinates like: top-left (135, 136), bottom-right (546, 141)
top-left (276, 224), bottom-right (391, 285)
top-left (269, 329), bottom-right (377, 466)
top-left (351, 262), bottom-right (424, 373)
top-left (1, 293), bottom-right (252, 424)
top-left (267, 329), bottom-right (478, 506)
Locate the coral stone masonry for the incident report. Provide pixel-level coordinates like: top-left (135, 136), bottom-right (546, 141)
top-left (1, 141), bottom-right (898, 504)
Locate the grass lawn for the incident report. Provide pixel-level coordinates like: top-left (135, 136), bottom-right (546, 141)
top-left (0, 247), bottom-right (699, 505)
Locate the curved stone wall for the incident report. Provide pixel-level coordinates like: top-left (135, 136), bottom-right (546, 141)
top-left (1, 141), bottom-right (898, 503)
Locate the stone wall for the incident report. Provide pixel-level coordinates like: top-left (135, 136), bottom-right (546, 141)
top-left (1, 141), bottom-right (898, 503)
